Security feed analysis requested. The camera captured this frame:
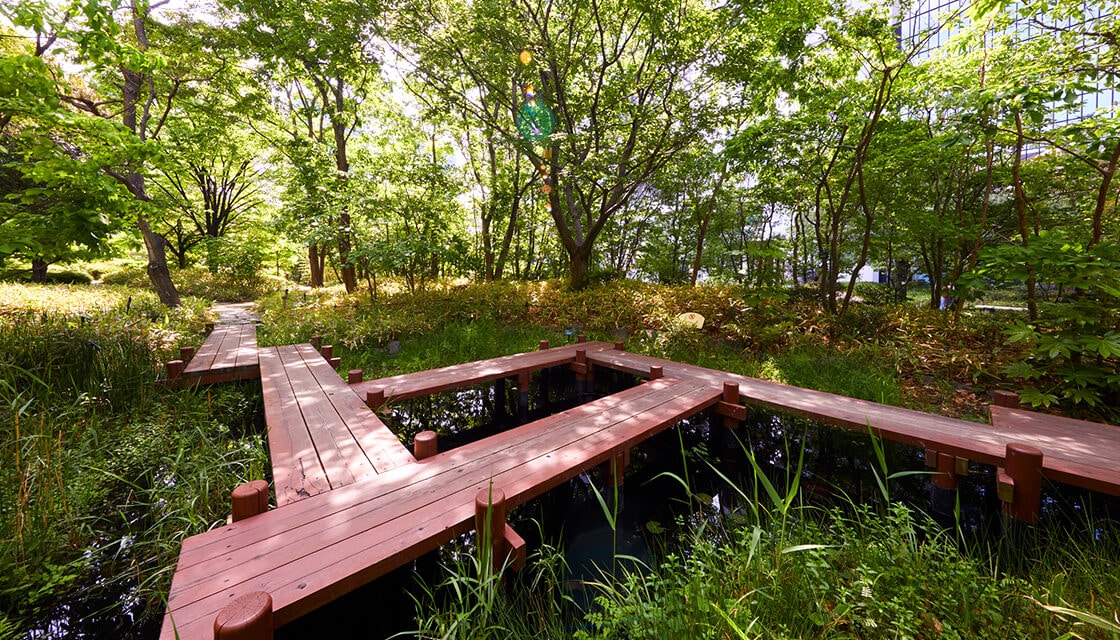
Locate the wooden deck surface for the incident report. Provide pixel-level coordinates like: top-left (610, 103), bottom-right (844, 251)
top-left (587, 350), bottom-right (1120, 495)
top-left (259, 344), bottom-right (415, 507)
top-left (181, 323), bottom-right (260, 383)
top-left (159, 377), bottom-right (720, 640)
top-left (350, 340), bottom-right (615, 402)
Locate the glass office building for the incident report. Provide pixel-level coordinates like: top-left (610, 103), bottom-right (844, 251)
top-left (897, 0), bottom-right (1117, 129)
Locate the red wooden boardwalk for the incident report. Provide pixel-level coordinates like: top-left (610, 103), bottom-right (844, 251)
top-left (350, 340), bottom-right (615, 402)
top-left (159, 338), bottom-right (1119, 639)
top-left (259, 344), bottom-right (416, 506)
top-left (159, 377), bottom-right (720, 639)
top-left (180, 323), bottom-right (260, 384)
top-left (586, 349), bottom-right (1120, 496)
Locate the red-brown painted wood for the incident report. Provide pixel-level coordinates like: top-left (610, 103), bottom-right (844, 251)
top-left (213, 592), bottom-right (273, 640)
top-left (475, 488), bottom-right (506, 574)
top-left (160, 379), bottom-right (719, 639)
top-left (181, 324), bottom-right (260, 384)
top-left (350, 341), bottom-right (613, 403)
top-left (231, 480), bottom-right (270, 522)
top-left (414, 431), bottom-right (437, 460)
top-left (1004, 443), bottom-right (1043, 523)
top-left (588, 350), bottom-right (1120, 496)
top-left (258, 345), bottom-right (415, 508)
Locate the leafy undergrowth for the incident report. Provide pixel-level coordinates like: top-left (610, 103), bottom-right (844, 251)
top-left (0, 284), bottom-right (265, 638)
top-left (256, 279), bottom-right (1025, 420)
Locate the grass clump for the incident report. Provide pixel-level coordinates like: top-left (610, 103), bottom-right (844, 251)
top-left (0, 283), bottom-right (267, 638)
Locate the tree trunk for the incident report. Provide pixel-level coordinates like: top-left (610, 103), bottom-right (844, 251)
top-left (139, 214), bottom-right (181, 306)
top-left (568, 243), bottom-right (592, 288)
top-left (308, 244), bottom-right (325, 288)
top-left (1012, 112), bottom-right (1038, 322)
top-left (31, 258), bottom-right (48, 284)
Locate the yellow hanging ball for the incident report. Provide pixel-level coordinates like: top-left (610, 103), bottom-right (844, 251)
top-left (519, 50), bottom-right (532, 65)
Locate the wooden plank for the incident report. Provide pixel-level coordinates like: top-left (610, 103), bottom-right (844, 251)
top-left (234, 324), bottom-right (259, 369)
top-left (990, 405), bottom-right (1119, 453)
top-left (587, 350), bottom-right (1120, 496)
top-left (292, 343), bottom-right (413, 474)
top-left (161, 379), bottom-right (718, 639)
top-left (182, 326), bottom-right (228, 374)
top-left (174, 379), bottom-right (705, 571)
top-left (259, 347), bottom-right (331, 506)
top-left (182, 324), bottom-right (259, 379)
top-left (350, 341), bottom-right (615, 402)
top-left (275, 345), bottom-right (370, 489)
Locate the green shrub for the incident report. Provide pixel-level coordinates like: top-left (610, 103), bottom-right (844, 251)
top-left (852, 281), bottom-right (895, 306)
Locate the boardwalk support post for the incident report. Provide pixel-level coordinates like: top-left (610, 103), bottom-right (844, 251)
top-left (573, 349), bottom-right (589, 396)
top-left (320, 344), bottom-right (333, 360)
top-left (310, 335), bottom-right (322, 350)
top-left (205, 322), bottom-right (215, 334)
top-left (517, 372), bottom-right (531, 424)
top-left (649, 365), bottom-right (663, 380)
top-left (214, 591), bottom-right (273, 640)
top-left (999, 443), bottom-right (1043, 524)
top-left (366, 389), bottom-right (386, 411)
top-left (347, 369), bottom-right (363, 384)
top-left (475, 488), bottom-right (509, 574)
top-left (599, 450), bottom-right (629, 510)
top-left (167, 359), bottom-right (185, 380)
top-left (925, 450), bottom-right (962, 521)
top-left (231, 480), bottom-right (270, 522)
top-left (180, 346), bottom-right (196, 364)
top-left (493, 378), bottom-right (508, 420)
top-left (993, 391), bottom-right (1020, 408)
top-left (613, 340), bottom-right (625, 351)
top-left (539, 340), bottom-right (549, 350)
top-left (711, 382), bottom-right (746, 452)
top-left (415, 431), bottom-right (438, 460)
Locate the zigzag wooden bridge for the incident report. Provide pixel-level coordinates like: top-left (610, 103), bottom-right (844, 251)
top-left (159, 323), bottom-right (1120, 640)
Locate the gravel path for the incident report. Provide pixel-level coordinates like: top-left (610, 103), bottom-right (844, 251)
top-left (210, 302), bottom-right (260, 325)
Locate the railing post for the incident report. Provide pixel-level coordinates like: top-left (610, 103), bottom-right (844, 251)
top-left (214, 591), bottom-right (273, 640)
top-left (231, 480), bottom-right (270, 522)
top-left (366, 389), bottom-right (386, 411)
top-left (347, 369), bottom-right (363, 384)
top-left (475, 488), bottom-right (507, 574)
top-left (649, 365), bottom-right (663, 380)
top-left (167, 360), bottom-right (185, 380)
top-left (180, 346), bottom-right (196, 363)
top-left (993, 390), bottom-right (1020, 408)
top-left (320, 344), bottom-right (333, 360)
top-left (414, 431), bottom-right (438, 460)
top-left (613, 339), bottom-right (625, 351)
top-left (538, 340), bottom-right (550, 350)
top-left (310, 335), bottom-right (322, 350)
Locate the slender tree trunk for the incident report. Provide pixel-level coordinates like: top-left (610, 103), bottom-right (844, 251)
top-left (31, 258), bottom-right (48, 284)
top-left (1012, 111), bottom-right (1038, 322)
top-left (308, 244), bottom-right (324, 287)
top-left (139, 215), bottom-right (181, 306)
top-left (1089, 139), bottom-right (1120, 248)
